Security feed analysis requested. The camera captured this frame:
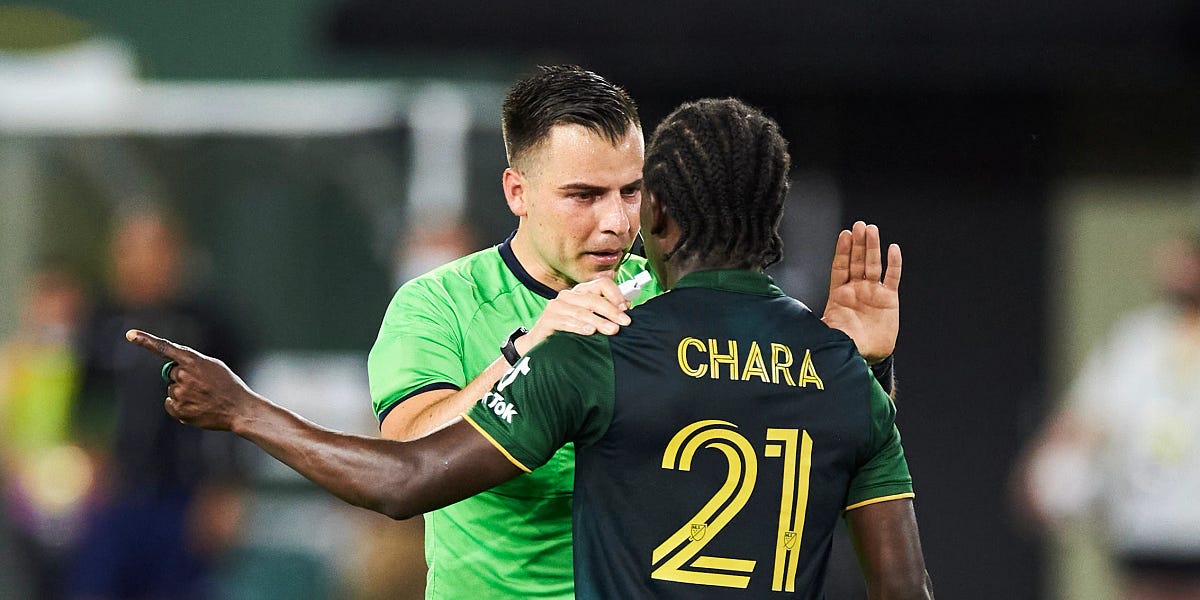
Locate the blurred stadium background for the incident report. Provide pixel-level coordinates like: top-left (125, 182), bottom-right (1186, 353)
top-left (1, 1), bottom-right (1198, 598)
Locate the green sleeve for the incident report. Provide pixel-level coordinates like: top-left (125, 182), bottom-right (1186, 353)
top-left (368, 279), bottom-right (466, 420)
top-left (464, 333), bottom-right (614, 472)
top-left (845, 375), bottom-right (914, 511)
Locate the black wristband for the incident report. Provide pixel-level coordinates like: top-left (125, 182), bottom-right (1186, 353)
top-left (501, 327), bottom-right (529, 366)
top-left (870, 354), bottom-right (895, 395)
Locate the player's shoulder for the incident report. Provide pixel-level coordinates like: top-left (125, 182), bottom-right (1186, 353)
top-left (799, 303), bottom-right (859, 349)
top-left (755, 297), bottom-right (871, 395)
top-left (804, 315), bottom-right (871, 384)
top-left (519, 331), bottom-right (613, 386)
top-left (534, 329), bottom-right (612, 358)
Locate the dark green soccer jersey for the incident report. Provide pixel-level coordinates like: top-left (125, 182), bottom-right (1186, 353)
top-left (368, 233), bottom-right (660, 599)
top-left (466, 269), bottom-right (913, 599)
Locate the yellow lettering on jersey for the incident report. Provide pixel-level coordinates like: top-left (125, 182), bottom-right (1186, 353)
top-left (677, 338), bottom-right (822, 392)
top-left (740, 341), bottom-right (770, 383)
top-left (771, 343), bottom-right (796, 387)
top-left (797, 349), bottom-right (824, 390)
top-left (708, 339), bottom-right (739, 380)
top-left (677, 337), bottom-right (708, 378)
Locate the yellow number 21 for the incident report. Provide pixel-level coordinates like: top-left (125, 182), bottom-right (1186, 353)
top-left (652, 420), bottom-right (814, 592)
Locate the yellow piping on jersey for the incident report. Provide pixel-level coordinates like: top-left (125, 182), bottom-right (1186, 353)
top-left (461, 413), bottom-right (532, 473)
top-left (844, 492), bottom-right (915, 512)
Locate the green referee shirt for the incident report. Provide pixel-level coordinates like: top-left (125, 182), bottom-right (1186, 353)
top-left (466, 269), bottom-right (914, 599)
top-left (368, 232), bottom-right (660, 599)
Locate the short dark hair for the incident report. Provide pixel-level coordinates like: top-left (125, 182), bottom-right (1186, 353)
top-left (643, 98), bottom-right (790, 270)
top-left (501, 65), bottom-right (640, 169)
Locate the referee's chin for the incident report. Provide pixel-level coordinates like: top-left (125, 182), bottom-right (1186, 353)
top-left (579, 266), bottom-right (622, 282)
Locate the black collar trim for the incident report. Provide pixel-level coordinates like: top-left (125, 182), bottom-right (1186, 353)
top-left (498, 230), bottom-right (558, 300)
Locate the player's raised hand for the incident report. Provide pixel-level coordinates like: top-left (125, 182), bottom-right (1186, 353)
top-left (125, 329), bottom-right (260, 431)
top-left (517, 277), bottom-right (632, 354)
top-left (821, 221), bottom-right (902, 364)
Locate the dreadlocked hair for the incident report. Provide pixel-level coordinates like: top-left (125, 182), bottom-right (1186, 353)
top-left (502, 65), bottom-right (640, 169)
top-left (643, 98), bottom-right (790, 270)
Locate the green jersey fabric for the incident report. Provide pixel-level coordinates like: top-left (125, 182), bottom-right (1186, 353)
top-left (368, 232), bottom-right (660, 599)
top-left (466, 269), bottom-right (913, 599)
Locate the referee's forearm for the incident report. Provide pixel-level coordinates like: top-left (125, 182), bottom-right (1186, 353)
top-left (382, 355), bottom-right (515, 441)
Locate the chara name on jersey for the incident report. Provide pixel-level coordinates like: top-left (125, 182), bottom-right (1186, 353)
top-left (676, 337), bottom-right (825, 389)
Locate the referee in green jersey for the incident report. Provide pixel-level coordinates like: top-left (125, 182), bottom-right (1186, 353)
top-left (367, 66), bottom-right (657, 598)
top-left (128, 97), bottom-right (931, 598)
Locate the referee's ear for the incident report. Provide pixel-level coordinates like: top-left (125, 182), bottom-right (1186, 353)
top-left (503, 167), bottom-right (529, 217)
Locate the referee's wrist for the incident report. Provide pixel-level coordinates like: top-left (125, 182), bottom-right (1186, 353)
top-left (501, 327), bottom-right (529, 366)
top-left (513, 334), bottom-right (534, 357)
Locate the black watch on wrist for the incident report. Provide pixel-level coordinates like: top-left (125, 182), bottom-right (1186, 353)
top-left (501, 327), bottom-right (529, 366)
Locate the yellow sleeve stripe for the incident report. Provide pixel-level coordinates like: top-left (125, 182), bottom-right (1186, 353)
top-left (461, 413), bottom-right (532, 473)
top-left (844, 492), bottom-right (915, 512)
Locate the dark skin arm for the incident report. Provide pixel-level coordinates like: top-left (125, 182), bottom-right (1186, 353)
top-left (127, 329), bottom-right (521, 520)
top-left (846, 498), bottom-right (934, 600)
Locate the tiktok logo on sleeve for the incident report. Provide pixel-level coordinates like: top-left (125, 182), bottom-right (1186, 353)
top-left (479, 356), bottom-right (531, 424)
top-left (480, 391), bottom-right (518, 423)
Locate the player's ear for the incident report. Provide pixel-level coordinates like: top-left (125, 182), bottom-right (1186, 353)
top-left (644, 192), bottom-right (681, 257)
top-left (503, 167), bottom-right (528, 217)
top-left (645, 192), bottom-right (669, 236)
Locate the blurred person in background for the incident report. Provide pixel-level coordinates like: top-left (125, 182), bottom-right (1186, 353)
top-left (0, 264), bottom-right (90, 599)
top-left (1020, 230), bottom-right (1200, 600)
top-left (68, 211), bottom-right (250, 600)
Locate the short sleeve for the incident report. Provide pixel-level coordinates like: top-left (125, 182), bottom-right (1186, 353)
top-left (845, 377), bottom-right (914, 511)
top-left (463, 333), bottom-right (614, 472)
top-left (368, 279), bottom-right (467, 421)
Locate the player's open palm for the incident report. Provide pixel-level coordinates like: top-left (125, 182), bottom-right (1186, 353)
top-left (821, 221), bottom-right (901, 364)
top-left (125, 329), bottom-right (259, 431)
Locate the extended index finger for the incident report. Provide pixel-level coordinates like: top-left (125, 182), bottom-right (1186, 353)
top-left (125, 329), bottom-right (195, 363)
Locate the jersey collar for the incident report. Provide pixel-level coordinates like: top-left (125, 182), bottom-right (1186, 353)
top-left (672, 269), bottom-right (785, 297)
top-left (498, 230), bottom-right (559, 300)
